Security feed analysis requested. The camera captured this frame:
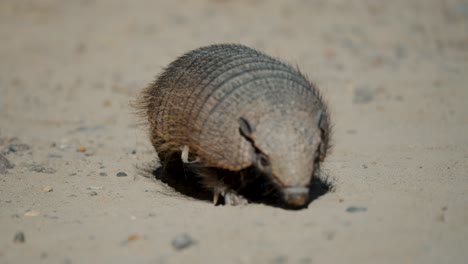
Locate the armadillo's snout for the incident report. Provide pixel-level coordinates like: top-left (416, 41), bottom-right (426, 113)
top-left (283, 187), bottom-right (309, 207)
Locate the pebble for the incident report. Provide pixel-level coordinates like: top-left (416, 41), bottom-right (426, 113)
top-left (116, 172), bottom-right (127, 177)
top-left (171, 233), bottom-right (195, 250)
top-left (42, 186), bottom-right (53, 192)
top-left (89, 191), bottom-right (98, 196)
top-left (127, 234), bottom-right (140, 241)
top-left (99, 172), bottom-right (107, 176)
top-left (346, 206), bottom-right (367, 213)
top-left (48, 153), bottom-right (62, 158)
top-left (76, 146), bottom-right (86, 153)
top-left (353, 86), bottom-right (374, 104)
top-left (24, 210), bottom-right (40, 217)
top-left (8, 143), bottom-right (30, 153)
top-left (13, 231), bottom-right (25, 243)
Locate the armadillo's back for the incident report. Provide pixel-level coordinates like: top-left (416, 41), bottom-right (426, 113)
top-left (140, 44), bottom-right (325, 171)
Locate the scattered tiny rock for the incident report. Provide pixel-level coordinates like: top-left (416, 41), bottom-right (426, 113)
top-left (42, 186), bottom-right (53, 192)
top-left (48, 153), bottom-right (62, 158)
top-left (353, 86), bottom-right (374, 104)
top-left (171, 233), bottom-right (195, 250)
top-left (346, 206), bottom-right (368, 213)
top-left (8, 143), bottom-right (30, 153)
top-left (89, 191), bottom-right (98, 196)
top-left (24, 210), bottom-right (40, 217)
top-left (13, 231), bottom-right (25, 243)
top-left (116, 172), bottom-right (127, 177)
top-left (128, 234), bottom-right (140, 242)
top-left (76, 146), bottom-right (86, 153)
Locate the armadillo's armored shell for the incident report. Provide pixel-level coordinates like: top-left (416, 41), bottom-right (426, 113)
top-left (141, 44), bottom-right (325, 171)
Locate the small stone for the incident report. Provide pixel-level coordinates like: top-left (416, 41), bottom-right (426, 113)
top-left (346, 206), bottom-right (367, 213)
top-left (8, 144), bottom-right (17, 152)
top-left (89, 191), bottom-right (98, 196)
top-left (353, 86), bottom-right (374, 104)
top-left (24, 210), bottom-right (40, 217)
top-left (361, 164), bottom-right (368, 169)
top-left (99, 172), bottom-right (107, 176)
top-left (13, 231), bottom-right (25, 243)
top-left (116, 172), bottom-right (127, 177)
top-left (88, 186), bottom-right (103, 190)
top-left (76, 146), bottom-right (86, 153)
top-left (128, 234), bottom-right (140, 241)
top-left (48, 153), bottom-right (62, 158)
top-left (42, 186), bottom-right (53, 192)
top-left (8, 143), bottom-right (30, 153)
top-left (131, 150), bottom-right (136, 155)
top-left (171, 233), bottom-right (195, 250)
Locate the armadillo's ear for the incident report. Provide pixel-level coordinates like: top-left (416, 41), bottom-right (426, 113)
top-left (316, 109), bottom-right (329, 159)
top-left (239, 117), bottom-right (255, 141)
top-left (314, 109), bottom-right (323, 126)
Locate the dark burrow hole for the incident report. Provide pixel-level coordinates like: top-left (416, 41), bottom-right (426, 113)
top-left (140, 157), bottom-right (333, 210)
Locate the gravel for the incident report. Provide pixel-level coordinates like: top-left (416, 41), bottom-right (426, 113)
top-left (116, 172), bottom-right (127, 177)
top-left (346, 206), bottom-right (368, 213)
top-left (353, 86), bottom-right (374, 104)
top-left (13, 231), bottom-right (25, 243)
top-left (171, 233), bottom-right (195, 250)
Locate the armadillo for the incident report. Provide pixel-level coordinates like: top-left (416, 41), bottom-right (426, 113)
top-left (137, 44), bottom-right (331, 208)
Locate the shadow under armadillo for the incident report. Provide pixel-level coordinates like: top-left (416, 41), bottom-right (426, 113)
top-left (139, 157), bottom-right (333, 210)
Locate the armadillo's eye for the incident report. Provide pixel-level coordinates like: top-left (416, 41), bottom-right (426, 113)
top-left (258, 153), bottom-right (270, 168)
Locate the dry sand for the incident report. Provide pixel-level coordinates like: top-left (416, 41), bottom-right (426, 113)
top-left (1, 0), bottom-right (467, 263)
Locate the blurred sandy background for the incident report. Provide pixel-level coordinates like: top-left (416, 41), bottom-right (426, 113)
top-left (1, 0), bottom-right (467, 263)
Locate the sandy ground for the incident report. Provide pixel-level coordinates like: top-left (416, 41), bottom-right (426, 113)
top-left (1, 0), bottom-right (467, 263)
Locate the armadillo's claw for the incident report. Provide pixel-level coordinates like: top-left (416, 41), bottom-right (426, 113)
top-left (213, 190), bottom-right (220, 205)
top-left (212, 186), bottom-right (247, 206)
top-left (224, 191), bottom-right (248, 206)
top-left (181, 145), bottom-right (200, 164)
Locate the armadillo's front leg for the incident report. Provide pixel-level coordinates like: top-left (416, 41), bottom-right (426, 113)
top-left (213, 185), bottom-right (248, 206)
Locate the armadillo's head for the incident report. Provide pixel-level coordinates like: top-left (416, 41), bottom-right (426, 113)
top-left (239, 110), bottom-right (329, 208)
